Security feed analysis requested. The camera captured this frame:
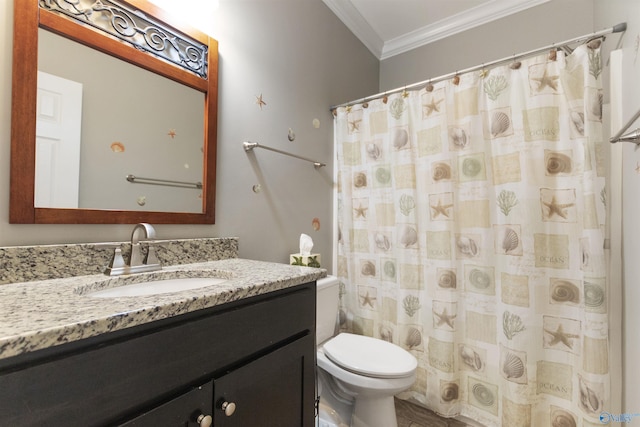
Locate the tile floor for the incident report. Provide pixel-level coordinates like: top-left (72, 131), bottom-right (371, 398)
top-left (395, 399), bottom-right (471, 427)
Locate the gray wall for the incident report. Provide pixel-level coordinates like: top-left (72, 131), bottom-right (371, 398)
top-left (380, 0), bottom-right (595, 92)
top-left (0, 0), bottom-right (379, 267)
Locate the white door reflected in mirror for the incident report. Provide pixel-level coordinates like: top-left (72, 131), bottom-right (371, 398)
top-left (35, 71), bottom-right (82, 208)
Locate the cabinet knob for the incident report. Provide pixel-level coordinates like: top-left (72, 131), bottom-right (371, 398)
top-left (197, 414), bottom-right (213, 427)
top-left (220, 401), bottom-right (237, 417)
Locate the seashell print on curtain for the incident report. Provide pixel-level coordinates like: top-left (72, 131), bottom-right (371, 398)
top-left (334, 42), bottom-right (608, 427)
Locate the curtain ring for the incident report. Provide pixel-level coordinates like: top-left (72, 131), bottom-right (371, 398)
top-left (426, 79), bottom-right (434, 92)
top-left (510, 54), bottom-right (522, 70)
top-left (479, 63), bottom-right (488, 78)
top-left (587, 37), bottom-right (603, 50)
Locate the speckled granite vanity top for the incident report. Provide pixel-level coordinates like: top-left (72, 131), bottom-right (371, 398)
top-left (0, 258), bottom-right (326, 361)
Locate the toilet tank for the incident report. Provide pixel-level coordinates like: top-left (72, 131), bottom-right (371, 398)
top-left (316, 275), bottom-right (340, 345)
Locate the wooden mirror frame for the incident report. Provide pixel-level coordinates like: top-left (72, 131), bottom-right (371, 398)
top-left (10, 0), bottom-right (218, 224)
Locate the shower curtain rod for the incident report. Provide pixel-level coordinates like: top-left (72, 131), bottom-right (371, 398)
top-left (331, 22), bottom-right (627, 110)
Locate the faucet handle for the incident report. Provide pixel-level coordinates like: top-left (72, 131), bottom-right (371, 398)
top-left (143, 241), bottom-right (161, 266)
top-left (103, 245), bottom-right (127, 275)
top-left (110, 248), bottom-right (127, 268)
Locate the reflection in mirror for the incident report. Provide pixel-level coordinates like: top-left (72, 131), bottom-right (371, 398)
top-left (37, 30), bottom-right (204, 213)
top-left (10, 0), bottom-right (218, 224)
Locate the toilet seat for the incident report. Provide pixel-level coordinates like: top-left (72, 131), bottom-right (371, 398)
top-left (322, 333), bottom-right (417, 379)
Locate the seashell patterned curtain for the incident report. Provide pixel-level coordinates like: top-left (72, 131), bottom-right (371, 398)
top-left (334, 43), bottom-right (608, 426)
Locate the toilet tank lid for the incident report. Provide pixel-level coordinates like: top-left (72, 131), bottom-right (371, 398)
top-left (323, 333), bottom-right (417, 378)
top-left (316, 275), bottom-right (339, 289)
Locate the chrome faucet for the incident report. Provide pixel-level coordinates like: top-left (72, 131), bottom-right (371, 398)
top-left (130, 223), bottom-right (157, 267)
top-left (104, 223), bottom-right (162, 276)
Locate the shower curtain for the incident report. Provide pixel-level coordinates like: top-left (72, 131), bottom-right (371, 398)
top-left (334, 43), bottom-right (608, 427)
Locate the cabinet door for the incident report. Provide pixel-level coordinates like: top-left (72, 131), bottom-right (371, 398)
top-left (119, 382), bottom-right (212, 427)
top-left (213, 334), bottom-right (315, 427)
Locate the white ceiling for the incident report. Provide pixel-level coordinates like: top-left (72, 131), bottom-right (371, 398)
top-left (322, 0), bottom-right (551, 60)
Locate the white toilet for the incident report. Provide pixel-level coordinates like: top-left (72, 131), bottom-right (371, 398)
top-left (316, 276), bottom-right (417, 427)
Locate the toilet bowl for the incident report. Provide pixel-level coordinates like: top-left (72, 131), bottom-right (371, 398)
top-left (317, 333), bottom-right (417, 427)
top-left (316, 276), bottom-right (417, 427)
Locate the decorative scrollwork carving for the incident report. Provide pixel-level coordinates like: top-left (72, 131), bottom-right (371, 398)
top-left (39, 0), bottom-right (208, 78)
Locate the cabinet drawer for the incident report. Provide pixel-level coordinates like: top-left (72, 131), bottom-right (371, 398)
top-left (0, 283), bottom-right (315, 426)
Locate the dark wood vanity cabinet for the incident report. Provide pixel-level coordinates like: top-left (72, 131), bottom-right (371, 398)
top-left (0, 282), bottom-right (316, 427)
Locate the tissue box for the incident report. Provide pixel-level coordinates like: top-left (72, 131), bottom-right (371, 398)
top-left (290, 253), bottom-right (321, 268)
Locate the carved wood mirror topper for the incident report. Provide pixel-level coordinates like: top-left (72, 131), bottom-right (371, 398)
top-left (10, 0), bottom-right (218, 224)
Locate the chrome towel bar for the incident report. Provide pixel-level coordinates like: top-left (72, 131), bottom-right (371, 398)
top-left (126, 174), bottom-right (203, 189)
top-left (243, 141), bottom-right (326, 168)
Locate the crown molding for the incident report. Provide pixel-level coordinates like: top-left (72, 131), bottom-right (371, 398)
top-left (322, 0), bottom-right (383, 58)
top-left (323, 0), bottom-right (551, 60)
top-left (381, 0), bottom-right (551, 59)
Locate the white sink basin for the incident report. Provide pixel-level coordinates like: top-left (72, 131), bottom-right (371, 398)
top-left (87, 277), bottom-right (228, 298)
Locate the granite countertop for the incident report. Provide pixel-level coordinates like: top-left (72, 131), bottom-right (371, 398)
top-left (0, 258), bottom-right (326, 361)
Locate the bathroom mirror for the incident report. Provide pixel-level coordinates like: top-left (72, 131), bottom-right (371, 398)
top-left (10, 0), bottom-right (218, 224)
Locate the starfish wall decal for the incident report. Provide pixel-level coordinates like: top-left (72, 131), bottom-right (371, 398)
top-left (255, 93), bottom-right (267, 109)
